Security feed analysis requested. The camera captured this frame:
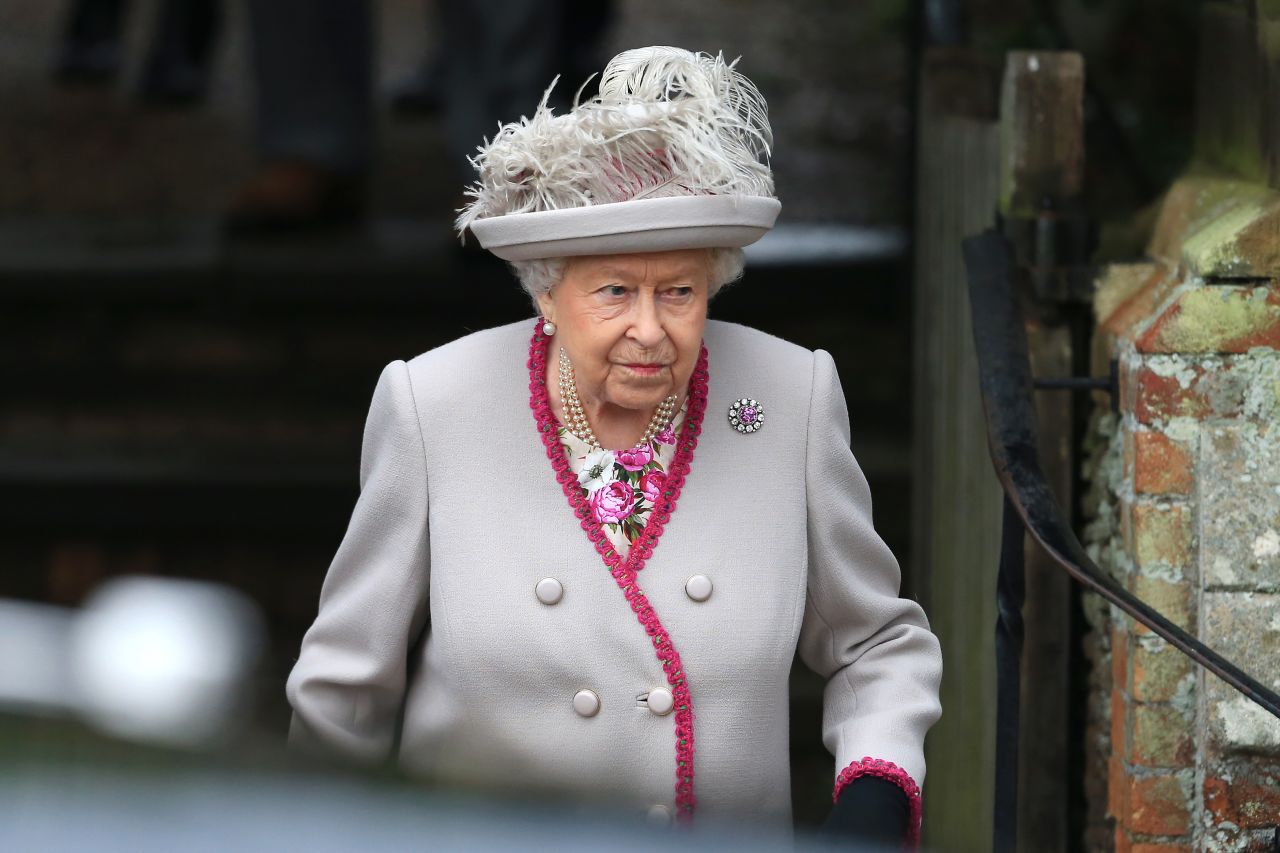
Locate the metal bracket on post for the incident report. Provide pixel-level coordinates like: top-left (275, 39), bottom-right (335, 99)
top-left (1033, 358), bottom-right (1120, 414)
top-left (998, 207), bottom-right (1098, 305)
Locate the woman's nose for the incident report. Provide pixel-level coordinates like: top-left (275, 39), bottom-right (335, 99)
top-left (628, 298), bottom-right (665, 347)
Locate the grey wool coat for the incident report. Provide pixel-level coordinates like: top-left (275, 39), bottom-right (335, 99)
top-left (286, 318), bottom-right (943, 825)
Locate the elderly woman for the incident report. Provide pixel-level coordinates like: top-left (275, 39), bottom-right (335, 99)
top-left (286, 47), bottom-right (942, 848)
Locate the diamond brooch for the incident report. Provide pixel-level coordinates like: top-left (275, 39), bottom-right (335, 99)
top-left (728, 398), bottom-right (764, 434)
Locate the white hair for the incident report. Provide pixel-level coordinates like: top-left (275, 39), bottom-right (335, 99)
top-left (456, 47), bottom-right (775, 235)
top-left (510, 247), bottom-right (745, 304)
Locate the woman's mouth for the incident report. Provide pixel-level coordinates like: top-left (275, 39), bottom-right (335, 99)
top-left (622, 363), bottom-right (665, 376)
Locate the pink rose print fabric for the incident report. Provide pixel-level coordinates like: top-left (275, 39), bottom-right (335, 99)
top-left (559, 404), bottom-right (685, 557)
top-left (639, 469), bottom-right (666, 503)
top-left (590, 480), bottom-right (637, 524)
top-left (614, 443), bottom-right (654, 471)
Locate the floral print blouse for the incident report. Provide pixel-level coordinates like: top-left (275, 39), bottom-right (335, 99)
top-left (558, 406), bottom-right (685, 558)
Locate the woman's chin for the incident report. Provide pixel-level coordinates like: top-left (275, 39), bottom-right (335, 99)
top-left (607, 386), bottom-right (674, 412)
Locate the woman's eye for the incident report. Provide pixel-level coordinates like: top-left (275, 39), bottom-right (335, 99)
top-left (667, 286), bottom-right (694, 298)
top-left (601, 284), bottom-right (628, 297)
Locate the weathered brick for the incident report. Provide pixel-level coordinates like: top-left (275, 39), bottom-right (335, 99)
top-left (1244, 833), bottom-right (1279, 852)
top-left (1128, 774), bottom-right (1191, 836)
top-left (1114, 824), bottom-right (1133, 853)
top-left (1122, 358), bottom-right (1250, 424)
top-left (1132, 503), bottom-right (1192, 570)
top-left (1146, 176), bottom-right (1280, 277)
top-left (1133, 430), bottom-right (1195, 495)
top-left (1121, 496), bottom-right (1135, 557)
top-left (1199, 423), bottom-right (1280, 590)
top-left (1131, 844), bottom-right (1193, 853)
top-left (1202, 593), bottom-right (1280, 754)
top-left (1131, 640), bottom-right (1194, 703)
top-left (1135, 286), bottom-right (1280, 354)
top-left (1125, 361), bottom-right (1211, 422)
top-left (1098, 264), bottom-right (1177, 340)
top-left (1132, 575), bottom-right (1195, 632)
top-left (1204, 772), bottom-right (1280, 830)
top-left (1129, 704), bottom-right (1194, 768)
top-left (1111, 685), bottom-right (1129, 753)
top-left (1123, 426), bottom-right (1135, 483)
top-left (1112, 627), bottom-right (1130, 691)
top-left (1108, 754), bottom-right (1128, 823)
top-left (1109, 691), bottom-right (1130, 818)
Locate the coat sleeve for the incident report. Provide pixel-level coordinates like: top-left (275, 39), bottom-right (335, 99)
top-left (285, 360), bottom-right (431, 762)
top-left (796, 349), bottom-right (943, 843)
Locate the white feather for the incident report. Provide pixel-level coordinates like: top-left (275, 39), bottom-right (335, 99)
top-left (455, 46), bottom-right (776, 237)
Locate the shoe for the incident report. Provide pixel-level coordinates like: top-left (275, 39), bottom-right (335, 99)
top-left (223, 162), bottom-right (366, 237)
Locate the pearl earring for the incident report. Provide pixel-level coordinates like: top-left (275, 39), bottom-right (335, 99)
top-left (542, 319), bottom-right (557, 336)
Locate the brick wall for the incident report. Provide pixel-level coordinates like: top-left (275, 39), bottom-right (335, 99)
top-left (1083, 178), bottom-right (1280, 851)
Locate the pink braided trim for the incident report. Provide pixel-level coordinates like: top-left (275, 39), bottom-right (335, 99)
top-left (833, 757), bottom-right (923, 850)
top-left (528, 321), bottom-right (709, 822)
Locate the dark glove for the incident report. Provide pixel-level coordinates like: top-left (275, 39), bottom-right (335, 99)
top-left (818, 776), bottom-right (910, 849)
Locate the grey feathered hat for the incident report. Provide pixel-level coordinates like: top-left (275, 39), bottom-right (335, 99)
top-left (456, 46), bottom-right (781, 261)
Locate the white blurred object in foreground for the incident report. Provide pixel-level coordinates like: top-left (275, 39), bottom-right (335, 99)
top-left (0, 576), bottom-right (263, 748)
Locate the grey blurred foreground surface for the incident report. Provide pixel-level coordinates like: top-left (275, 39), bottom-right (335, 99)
top-left (0, 764), bottom-right (871, 852)
top-left (0, 578), bottom-right (895, 851)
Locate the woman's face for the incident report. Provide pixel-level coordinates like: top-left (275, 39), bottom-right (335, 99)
top-left (537, 249), bottom-right (712, 413)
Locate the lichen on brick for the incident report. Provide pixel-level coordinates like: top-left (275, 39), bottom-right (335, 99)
top-left (1132, 501), bottom-right (1193, 574)
top-left (1163, 416), bottom-right (1200, 443)
top-left (1240, 349), bottom-right (1280, 420)
top-left (1200, 424), bottom-right (1280, 590)
top-left (1093, 217), bottom-right (1280, 850)
top-left (1216, 696), bottom-right (1280, 752)
top-left (1083, 411), bottom-right (1129, 584)
top-left (1131, 703), bottom-right (1195, 767)
top-left (1136, 285), bottom-right (1280, 353)
top-left (1079, 408), bottom-right (1127, 846)
top-left (1145, 353), bottom-right (1199, 386)
top-left (1203, 592), bottom-right (1280, 754)
top-left (1179, 188), bottom-right (1280, 278)
top-left (1133, 635), bottom-right (1198, 710)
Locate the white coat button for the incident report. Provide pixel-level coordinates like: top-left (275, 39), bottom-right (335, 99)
top-left (535, 577), bottom-right (564, 605)
top-left (647, 687), bottom-right (675, 716)
top-left (647, 804), bottom-right (673, 826)
top-left (684, 574), bottom-right (713, 602)
top-left (572, 689), bottom-right (600, 717)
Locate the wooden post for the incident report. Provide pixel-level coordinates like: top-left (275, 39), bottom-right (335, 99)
top-left (1195, 1), bottom-right (1268, 182)
top-left (1258, 0), bottom-right (1280, 187)
top-left (1000, 52), bottom-right (1084, 219)
top-left (910, 46), bottom-right (1003, 851)
top-left (998, 50), bottom-right (1085, 853)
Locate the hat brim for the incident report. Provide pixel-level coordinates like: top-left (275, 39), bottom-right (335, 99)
top-left (468, 195), bottom-right (781, 261)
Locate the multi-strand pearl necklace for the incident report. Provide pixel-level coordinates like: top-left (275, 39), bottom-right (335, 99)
top-left (558, 347), bottom-right (677, 450)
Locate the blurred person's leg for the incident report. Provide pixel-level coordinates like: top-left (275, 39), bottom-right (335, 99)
top-left (390, 0), bottom-right (608, 122)
top-left (55, 0), bottom-right (127, 84)
top-left (138, 0), bottom-right (222, 106)
top-left (562, 0), bottom-right (612, 97)
top-left (228, 0), bottom-right (372, 234)
top-left (439, 0), bottom-right (567, 187)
